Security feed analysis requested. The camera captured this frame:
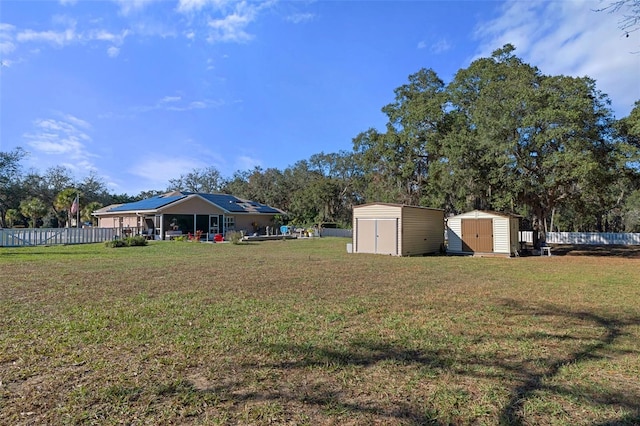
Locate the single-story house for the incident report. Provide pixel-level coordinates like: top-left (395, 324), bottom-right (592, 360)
top-left (93, 191), bottom-right (285, 240)
top-left (352, 203), bottom-right (444, 256)
top-left (446, 210), bottom-right (521, 257)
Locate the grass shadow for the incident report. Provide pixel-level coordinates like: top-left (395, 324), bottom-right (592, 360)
top-left (546, 244), bottom-right (640, 258)
top-left (496, 299), bottom-right (640, 425)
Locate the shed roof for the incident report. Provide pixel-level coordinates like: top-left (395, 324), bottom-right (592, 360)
top-left (448, 209), bottom-right (522, 219)
top-left (353, 202), bottom-right (443, 211)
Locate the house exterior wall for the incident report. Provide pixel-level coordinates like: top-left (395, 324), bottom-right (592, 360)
top-left (93, 194), bottom-right (282, 239)
top-left (161, 197), bottom-right (225, 215)
top-left (97, 214), bottom-right (139, 229)
top-left (233, 214), bottom-right (277, 234)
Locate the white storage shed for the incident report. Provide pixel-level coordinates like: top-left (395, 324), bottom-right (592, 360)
top-left (352, 203), bottom-right (444, 256)
top-left (446, 210), bottom-right (521, 257)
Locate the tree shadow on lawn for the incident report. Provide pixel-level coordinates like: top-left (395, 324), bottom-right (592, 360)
top-left (244, 301), bottom-right (640, 424)
top-left (547, 244), bottom-right (640, 259)
top-left (151, 301), bottom-right (639, 424)
top-left (495, 299), bottom-right (640, 425)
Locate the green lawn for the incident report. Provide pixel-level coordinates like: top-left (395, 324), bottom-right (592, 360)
top-left (1, 238), bottom-right (639, 425)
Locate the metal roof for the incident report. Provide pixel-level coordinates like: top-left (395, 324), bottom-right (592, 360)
top-left (103, 192), bottom-right (283, 215)
top-left (106, 194), bottom-right (187, 212)
top-left (190, 193), bottom-right (283, 214)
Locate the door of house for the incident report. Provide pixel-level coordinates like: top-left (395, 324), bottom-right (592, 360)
top-left (461, 219), bottom-right (493, 253)
top-left (209, 215), bottom-right (219, 234)
top-left (210, 215), bottom-right (225, 235)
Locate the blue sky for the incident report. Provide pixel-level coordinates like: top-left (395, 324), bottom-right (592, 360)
top-left (1, 0), bottom-right (639, 196)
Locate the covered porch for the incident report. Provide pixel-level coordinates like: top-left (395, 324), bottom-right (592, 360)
top-left (152, 213), bottom-right (232, 240)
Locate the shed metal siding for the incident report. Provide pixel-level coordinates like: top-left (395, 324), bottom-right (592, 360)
top-left (401, 207), bottom-right (444, 256)
top-left (510, 218), bottom-right (520, 254)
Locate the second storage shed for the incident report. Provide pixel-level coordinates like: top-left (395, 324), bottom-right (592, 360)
top-left (352, 203), bottom-right (444, 256)
top-left (446, 210), bottom-right (520, 257)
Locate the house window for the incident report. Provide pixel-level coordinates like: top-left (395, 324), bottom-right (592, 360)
top-left (225, 216), bottom-right (235, 231)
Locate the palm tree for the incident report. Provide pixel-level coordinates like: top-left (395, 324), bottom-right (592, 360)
top-left (5, 209), bottom-right (22, 228)
top-left (54, 188), bottom-right (80, 228)
top-left (20, 198), bottom-right (48, 228)
top-left (82, 201), bottom-right (103, 226)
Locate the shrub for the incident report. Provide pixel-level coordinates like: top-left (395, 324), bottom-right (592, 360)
top-left (126, 236), bottom-right (148, 246)
top-left (105, 239), bottom-right (127, 248)
top-left (105, 236), bottom-right (148, 248)
top-left (226, 231), bottom-right (243, 245)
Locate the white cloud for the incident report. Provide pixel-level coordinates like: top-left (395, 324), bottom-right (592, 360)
top-left (474, 1), bottom-right (640, 117)
top-left (13, 23), bottom-right (129, 58)
top-left (285, 13), bottom-right (314, 24)
top-left (187, 101), bottom-right (206, 109)
top-left (112, 0), bottom-right (162, 16)
top-left (177, 0), bottom-right (230, 14)
top-left (16, 28), bottom-right (78, 47)
top-left (129, 155), bottom-right (209, 186)
top-left (0, 41), bottom-right (15, 54)
top-left (235, 155), bottom-right (261, 171)
top-left (207, 11), bottom-right (254, 43)
top-left (431, 38), bottom-right (451, 54)
top-left (0, 23), bottom-right (16, 32)
top-left (165, 99), bottom-right (222, 111)
top-left (160, 96), bottom-right (182, 103)
top-left (63, 114), bottom-right (92, 129)
top-left (91, 29), bottom-right (129, 45)
top-left (133, 96), bottom-right (223, 112)
top-left (200, 1), bottom-right (275, 44)
top-left (107, 46), bottom-right (120, 57)
top-left (23, 115), bottom-right (97, 173)
top-left (59, 0), bottom-right (78, 5)
top-left (417, 40), bottom-right (427, 49)
top-left (0, 22), bottom-right (16, 53)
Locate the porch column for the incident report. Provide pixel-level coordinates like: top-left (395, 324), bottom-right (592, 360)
top-left (194, 214), bottom-right (197, 236)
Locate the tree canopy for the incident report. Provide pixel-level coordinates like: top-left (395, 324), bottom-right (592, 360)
top-left (1, 44), bottom-right (638, 232)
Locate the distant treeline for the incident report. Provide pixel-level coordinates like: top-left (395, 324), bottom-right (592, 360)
top-left (2, 45), bottom-right (639, 232)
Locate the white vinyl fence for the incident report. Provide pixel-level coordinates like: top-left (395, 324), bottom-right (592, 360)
top-left (0, 228), bottom-right (117, 247)
top-left (519, 231), bottom-right (640, 245)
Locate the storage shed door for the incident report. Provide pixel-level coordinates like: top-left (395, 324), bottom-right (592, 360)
top-left (461, 219), bottom-right (493, 253)
top-left (356, 218), bottom-right (398, 255)
top-left (375, 219), bottom-right (398, 255)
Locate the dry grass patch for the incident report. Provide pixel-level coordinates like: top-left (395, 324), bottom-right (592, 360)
top-left (1, 238), bottom-right (639, 425)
